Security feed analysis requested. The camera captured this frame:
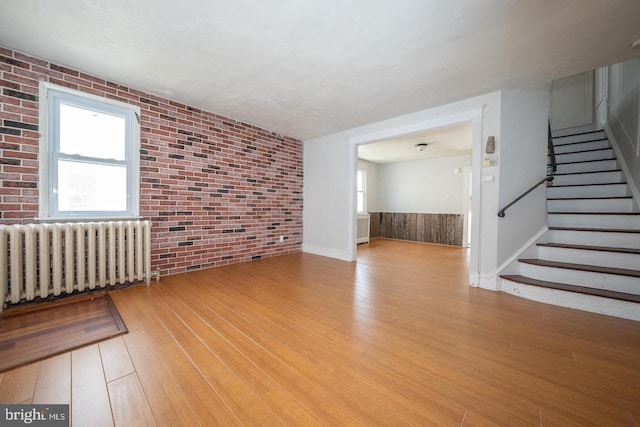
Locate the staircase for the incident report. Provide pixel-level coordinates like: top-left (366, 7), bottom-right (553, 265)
top-left (501, 129), bottom-right (640, 321)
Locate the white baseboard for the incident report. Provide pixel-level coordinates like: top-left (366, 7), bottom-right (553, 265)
top-left (302, 244), bottom-right (354, 262)
top-left (469, 272), bottom-right (479, 287)
top-left (478, 276), bottom-right (499, 291)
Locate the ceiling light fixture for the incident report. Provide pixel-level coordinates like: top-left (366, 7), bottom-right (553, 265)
top-left (415, 143), bottom-right (428, 151)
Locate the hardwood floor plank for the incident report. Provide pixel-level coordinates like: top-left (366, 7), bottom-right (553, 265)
top-left (32, 353), bottom-right (70, 404)
top-left (154, 341), bottom-right (240, 425)
top-left (334, 353), bottom-right (465, 425)
top-left (462, 411), bottom-right (502, 427)
top-left (108, 373), bottom-right (157, 427)
top-left (154, 278), bottom-right (407, 426)
top-left (152, 289), bottom-right (279, 396)
top-left (260, 336), bottom-right (406, 427)
top-left (367, 347), bottom-right (540, 426)
top-left (0, 362), bottom-right (39, 403)
top-left (314, 400), bottom-right (380, 427)
top-left (149, 297), bottom-right (285, 425)
top-left (261, 388), bottom-right (323, 427)
top-left (170, 279), bottom-right (363, 372)
top-left (71, 344), bottom-right (114, 427)
top-left (474, 368), bottom-right (632, 426)
top-left (539, 407), bottom-right (597, 427)
top-left (122, 331), bottom-right (201, 427)
top-left (100, 336), bottom-right (135, 383)
top-left (1, 239), bottom-right (638, 425)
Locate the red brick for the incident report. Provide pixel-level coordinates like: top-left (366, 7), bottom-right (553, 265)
top-left (14, 51), bottom-right (48, 67)
top-left (0, 45), bottom-right (303, 275)
top-left (3, 104), bottom-right (38, 117)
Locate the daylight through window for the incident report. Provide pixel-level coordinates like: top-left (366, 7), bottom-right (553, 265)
top-left (357, 169), bottom-right (366, 213)
top-left (39, 82), bottom-right (140, 219)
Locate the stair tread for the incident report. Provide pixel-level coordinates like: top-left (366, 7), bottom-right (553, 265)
top-left (501, 274), bottom-right (640, 303)
top-left (552, 137), bottom-right (609, 147)
top-left (547, 196), bottom-right (632, 201)
top-left (552, 169), bottom-right (622, 176)
top-left (537, 242), bottom-right (640, 255)
top-left (555, 158), bottom-right (616, 166)
top-left (554, 147), bottom-right (612, 156)
top-left (549, 182), bottom-right (626, 188)
top-left (551, 132), bottom-right (609, 143)
top-left (549, 226), bottom-right (640, 234)
top-left (519, 258), bottom-right (640, 278)
top-left (552, 129), bottom-right (606, 138)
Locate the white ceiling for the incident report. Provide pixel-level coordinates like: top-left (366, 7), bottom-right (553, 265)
top-left (358, 123), bottom-right (472, 164)
top-left (1, 1), bottom-right (639, 140)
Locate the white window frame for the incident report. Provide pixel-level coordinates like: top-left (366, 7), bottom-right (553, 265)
top-left (38, 81), bottom-right (141, 221)
top-left (356, 168), bottom-right (367, 214)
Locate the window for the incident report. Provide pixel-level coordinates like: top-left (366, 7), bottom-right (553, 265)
top-left (39, 82), bottom-right (140, 220)
top-left (356, 168), bottom-right (366, 213)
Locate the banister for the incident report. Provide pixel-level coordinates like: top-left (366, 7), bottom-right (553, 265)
top-left (497, 176), bottom-right (554, 218)
top-left (547, 121), bottom-right (556, 174)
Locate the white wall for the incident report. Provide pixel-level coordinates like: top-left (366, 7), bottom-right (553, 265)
top-left (303, 136), bottom-right (354, 260)
top-left (550, 71), bottom-right (594, 132)
top-left (303, 89), bottom-right (549, 289)
top-left (376, 154), bottom-right (471, 213)
top-left (496, 91), bottom-right (549, 266)
top-left (304, 91), bottom-right (500, 279)
top-left (606, 58), bottom-right (640, 199)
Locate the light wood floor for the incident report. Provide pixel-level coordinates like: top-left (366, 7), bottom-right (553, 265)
top-left (0, 239), bottom-right (639, 426)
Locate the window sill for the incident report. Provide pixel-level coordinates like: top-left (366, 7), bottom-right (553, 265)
top-left (34, 216), bottom-right (143, 223)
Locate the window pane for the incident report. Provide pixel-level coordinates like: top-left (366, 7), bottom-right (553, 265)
top-left (357, 170), bottom-right (363, 191)
top-left (59, 102), bottom-right (126, 160)
top-left (357, 191), bottom-right (364, 213)
top-left (57, 160), bottom-right (127, 211)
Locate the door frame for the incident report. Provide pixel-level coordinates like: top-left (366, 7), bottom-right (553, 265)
top-left (347, 108), bottom-right (484, 284)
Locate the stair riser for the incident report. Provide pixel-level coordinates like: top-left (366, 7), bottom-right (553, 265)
top-left (548, 214), bottom-right (640, 229)
top-left (537, 246), bottom-right (640, 270)
top-left (501, 279), bottom-right (640, 321)
top-left (547, 199), bottom-right (634, 212)
top-left (551, 171), bottom-right (623, 186)
top-left (553, 139), bottom-right (610, 154)
top-left (556, 159), bottom-right (618, 174)
top-left (547, 184), bottom-right (629, 198)
top-left (554, 149), bottom-right (614, 163)
top-left (547, 229), bottom-right (640, 248)
top-left (519, 263), bottom-right (639, 294)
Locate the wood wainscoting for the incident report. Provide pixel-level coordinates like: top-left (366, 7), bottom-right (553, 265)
top-left (369, 212), bottom-right (463, 246)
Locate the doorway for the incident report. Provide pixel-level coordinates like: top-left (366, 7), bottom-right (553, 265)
top-left (348, 108), bottom-right (484, 284)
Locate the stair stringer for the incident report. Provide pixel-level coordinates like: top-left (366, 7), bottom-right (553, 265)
top-left (495, 227), bottom-right (548, 280)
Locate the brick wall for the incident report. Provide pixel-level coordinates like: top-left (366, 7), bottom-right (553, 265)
top-left (0, 46), bottom-right (303, 276)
